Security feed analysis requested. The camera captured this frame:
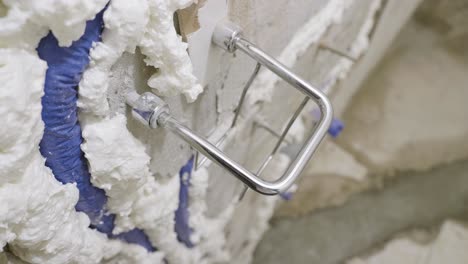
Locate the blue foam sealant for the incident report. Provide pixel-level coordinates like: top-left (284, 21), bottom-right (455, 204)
top-left (174, 156), bottom-right (195, 248)
top-left (37, 7), bottom-right (154, 252)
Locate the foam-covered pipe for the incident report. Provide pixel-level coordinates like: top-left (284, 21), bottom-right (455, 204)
top-left (37, 7), bottom-right (154, 252)
top-left (174, 156), bottom-right (195, 248)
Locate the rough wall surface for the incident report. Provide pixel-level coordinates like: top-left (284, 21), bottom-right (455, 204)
top-left (0, 0), bottom-right (417, 263)
top-left (257, 0), bottom-right (468, 262)
top-left (271, 0), bottom-right (468, 235)
top-left (348, 220), bottom-right (468, 264)
top-left (275, 0), bottom-right (423, 218)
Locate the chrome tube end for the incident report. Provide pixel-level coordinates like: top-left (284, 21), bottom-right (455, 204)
top-left (126, 91), bottom-right (169, 129)
top-left (212, 20), bottom-right (243, 53)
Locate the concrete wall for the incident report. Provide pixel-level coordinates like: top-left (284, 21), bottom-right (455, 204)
top-left (254, 0), bottom-right (468, 262)
top-left (112, 0), bottom-right (428, 262)
top-left (0, 0), bottom-right (437, 262)
top-left (110, 0), bottom-right (468, 262)
top-left (112, 0), bottom-right (391, 262)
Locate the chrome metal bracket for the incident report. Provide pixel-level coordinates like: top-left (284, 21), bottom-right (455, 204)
top-left (127, 21), bottom-right (333, 195)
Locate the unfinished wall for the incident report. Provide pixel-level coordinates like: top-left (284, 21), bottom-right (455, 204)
top-left (279, 0), bottom-right (467, 217)
top-left (0, 0), bottom-right (427, 263)
top-left (254, 0), bottom-right (468, 262)
top-left (275, 0), bottom-right (423, 218)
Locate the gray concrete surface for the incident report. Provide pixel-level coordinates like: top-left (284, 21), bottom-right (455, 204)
top-left (253, 160), bottom-right (468, 264)
top-left (253, 11), bottom-right (468, 263)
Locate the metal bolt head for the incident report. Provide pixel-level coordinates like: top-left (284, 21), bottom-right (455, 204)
top-left (126, 91), bottom-right (169, 129)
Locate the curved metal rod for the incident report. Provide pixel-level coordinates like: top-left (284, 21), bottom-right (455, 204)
top-left (173, 22), bottom-right (332, 195)
top-left (212, 27), bottom-right (333, 194)
top-left (127, 22), bottom-right (333, 195)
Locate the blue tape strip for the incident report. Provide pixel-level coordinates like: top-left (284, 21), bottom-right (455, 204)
top-left (37, 7), bottom-right (154, 252)
top-left (174, 156), bottom-right (195, 248)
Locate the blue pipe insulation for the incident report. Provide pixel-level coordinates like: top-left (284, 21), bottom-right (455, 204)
top-left (37, 8), bottom-right (154, 252)
top-left (174, 156), bottom-right (195, 248)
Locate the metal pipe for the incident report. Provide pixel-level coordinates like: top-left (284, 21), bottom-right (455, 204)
top-left (127, 21), bottom-right (333, 195)
top-left (158, 112), bottom-right (280, 194)
top-left (215, 28), bottom-right (334, 194)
